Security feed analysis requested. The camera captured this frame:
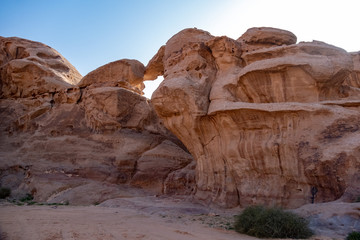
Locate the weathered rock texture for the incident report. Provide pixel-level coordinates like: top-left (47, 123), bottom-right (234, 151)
top-left (147, 27), bottom-right (360, 208)
top-left (0, 36), bottom-right (82, 98)
top-left (78, 59), bottom-right (146, 94)
top-left (2, 29), bottom-right (359, 209)
top-left (0, 36), bottom-right (194, 204)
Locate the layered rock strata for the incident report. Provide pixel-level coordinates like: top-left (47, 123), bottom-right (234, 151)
top-left (1, 28), bottom-right (359, 209)
top-left (0, 36), bottom-right (194, 204)
top-left (147, 27), bottom-right (360, 208)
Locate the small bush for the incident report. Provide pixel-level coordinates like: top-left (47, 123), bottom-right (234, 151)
top-left (27, 201), bottom-right (37, 205)
top-left (0, 187), bottom-right (11, 199)
top-left (347, 231), bottom-right (360, 240)
top-left (20, 193), bottom-right (34, 202)
top-left (355, 196), bottom-right (360, 203)
top-left (234, 205), bottom-right (313, 239)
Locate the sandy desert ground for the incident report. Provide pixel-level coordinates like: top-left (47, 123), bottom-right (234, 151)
top-left (0, 195), bottom-right (356, 240)
top-left (0, 197), bottom-right (253, 240)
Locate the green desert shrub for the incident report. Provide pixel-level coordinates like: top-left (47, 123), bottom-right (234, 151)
top-left (0, 187), bottom-right (11, 199)
top-left (234, 205), bottom-right (313, 239)
top-left (20, 193), bottom-right (34, 202)
top-left (346, 231), bottom-right (360, 240)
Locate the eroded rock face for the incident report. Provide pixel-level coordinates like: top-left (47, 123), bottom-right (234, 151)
top-left (149, 27), bottom-right (360, 208)
top-left (2, 30), bottom-right (359, 209)
top-left (0, 36), bottom-right (194, 204)
top-left (78, 59), bottom-right (145, 94)
top-left (238, 27), bottom-right (297, 52)
top-left (0, 36), bottom-right (82, 98)
top-left (131, 140), bottom-right (193, 193)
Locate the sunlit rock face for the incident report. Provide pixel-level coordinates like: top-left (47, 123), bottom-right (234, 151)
top-left (78, 59), bottom-right (146, 95)
top-left (148, 27), bottom-right (360, 208)
top-left (0, 36), bottom-right (194, 204)
top-left (0, 36), bottom-right (82, 98)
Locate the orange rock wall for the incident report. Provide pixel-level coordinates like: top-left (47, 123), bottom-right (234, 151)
top-left (148, 27), bottom-right (360, 208)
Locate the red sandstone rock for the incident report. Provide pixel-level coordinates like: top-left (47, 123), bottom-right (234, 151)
top-left (0, 36), bottom-right (82, 98)
top-left (237, 27), bottom-right (297, 52)
top-left (0, 36), bottom-right (194, 204)
top-left (2, 29), bottom-right (359, 209)
top-left (78, 59), bottom-right (145, 94)
top-left (149, 27), bottom-right (360, 208)
top-left (131, 140), bottom-right (193, 193)
top-left (144, 45), bottom-right (165, 81)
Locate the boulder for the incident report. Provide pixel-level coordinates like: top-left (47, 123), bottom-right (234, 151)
top-left (78, 59), bottom-right (145, 94)
top-left (237, 27), bottom-right (297, 52)
top-left (0, 36), bottom-right (82, 98)
top-left (82, 87), bottom-right (155, 132)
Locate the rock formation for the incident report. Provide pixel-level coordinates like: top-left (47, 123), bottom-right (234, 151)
top-left (147, 27), bottom-right (360, 208)
top-left (0, 36), bottom-right (194, 204)
top-left (0, 36), bottom-right (82, 98)
top-left (1, 28), bottom-right (359, 209)
top-left (78, 59), bottom-right (146, 94)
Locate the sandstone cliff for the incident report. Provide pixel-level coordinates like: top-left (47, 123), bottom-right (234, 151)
top-left (1, 28), bottom-right (359, 209)
top-left (147, 27), bottom-right (360, 208)
top-left (0, 37), bottom-right (194, 204)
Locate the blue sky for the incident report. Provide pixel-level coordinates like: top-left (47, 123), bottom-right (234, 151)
top-left (1, 0), bottom-right (359, 98)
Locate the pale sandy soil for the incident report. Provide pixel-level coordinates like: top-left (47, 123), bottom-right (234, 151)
top-left (0, 203), bottom-right (254, 240)
top-left (0, 195), bottom-right (356, 240)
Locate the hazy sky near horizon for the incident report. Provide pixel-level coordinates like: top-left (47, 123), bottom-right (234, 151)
top-left (1, 0), bottom-right (359, 98)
